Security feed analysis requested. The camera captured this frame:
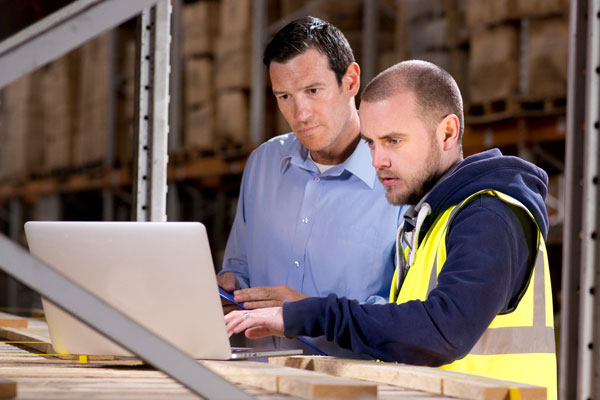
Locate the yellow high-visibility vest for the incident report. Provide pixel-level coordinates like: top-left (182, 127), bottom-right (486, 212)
top-left (390, 190), bottom-right (557, 400)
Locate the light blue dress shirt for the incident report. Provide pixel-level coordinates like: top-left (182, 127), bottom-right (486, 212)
top-left (221, 133), bottom-right (404, 358)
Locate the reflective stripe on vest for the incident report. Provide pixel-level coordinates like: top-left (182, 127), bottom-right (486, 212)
top-left (390, 189), bottom-right (557, 399)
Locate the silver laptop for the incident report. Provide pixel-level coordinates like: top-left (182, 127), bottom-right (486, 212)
top-left (24, 221), bottom-right (302, 360)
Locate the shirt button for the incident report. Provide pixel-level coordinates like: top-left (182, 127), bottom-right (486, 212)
top-left (294, 261), bottom-right (300, 268)
top-left (314, 177), bottom-right (320, 182)
top-left (301, 217), bottom-right (309, 224)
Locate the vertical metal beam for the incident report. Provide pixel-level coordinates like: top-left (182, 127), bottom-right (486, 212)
top-left (133, 0), bottom-right (171, 222)
top-left (560, 0), bottom-right (588, 398)
top-left (250, 0), bottom-right (267, 146)
top-left (362, 0), bottom-right (378, 87)
top-left (0, 234), bottom-right (252, 399)
top-left (169, 0), bottom-right (182, 152)
top-left (103, 29), bottom-right (117, 222)
top-left (578, 0), bottom-right (600, 397)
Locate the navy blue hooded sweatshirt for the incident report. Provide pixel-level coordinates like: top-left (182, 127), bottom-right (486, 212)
top-left (282, 148), bottom-right (549, 365)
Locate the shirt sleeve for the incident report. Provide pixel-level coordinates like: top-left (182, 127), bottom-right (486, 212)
top-left (283, 197), bottom-right (534, 365)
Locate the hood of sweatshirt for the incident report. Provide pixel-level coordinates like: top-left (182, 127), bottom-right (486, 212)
top-left (407, 148), bottom-right (549, 241)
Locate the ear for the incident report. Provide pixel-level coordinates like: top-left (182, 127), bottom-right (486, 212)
top-left (342, 62), bottom-right (360, 97)
top-left (437, 114), bottom-right (460, 151)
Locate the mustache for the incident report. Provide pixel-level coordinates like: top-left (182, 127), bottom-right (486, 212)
top-left (376, 170), bottom-right (399, 180)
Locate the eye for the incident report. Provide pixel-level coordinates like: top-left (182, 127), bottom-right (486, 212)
top-left (278, 94), bottom-right (289, 100)
top-left (362, 138), bottom-right (374, 148)
top-left (308, 88), bottom-right (319, 94)
top-left (388, 138), bottom-right (401, 146)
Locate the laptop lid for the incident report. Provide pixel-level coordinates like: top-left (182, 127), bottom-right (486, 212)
top-left (24, 221), bottom-right (237, 359)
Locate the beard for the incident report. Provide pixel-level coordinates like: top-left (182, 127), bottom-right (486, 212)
top-left (380, 144), bottom-right (442, 206)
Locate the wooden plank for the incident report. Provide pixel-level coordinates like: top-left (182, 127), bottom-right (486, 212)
top-left (0, 377), bottom-right (16, 398)
top-left (0, 326), bottom-right (114, 361)
top-left (0, 313), bottom-right (27, 329)
top-left (201, 360), bottom-right (378, 398)
top-left (270, 357), bottom-right (443, 394)
top-left (269, 357), bottom-right (546, 400)
top-left (278, 375), bottom-right (376, 399)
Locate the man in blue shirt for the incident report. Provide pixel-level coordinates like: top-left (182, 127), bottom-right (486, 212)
top-left (217, 16), bottom-right (401, 357)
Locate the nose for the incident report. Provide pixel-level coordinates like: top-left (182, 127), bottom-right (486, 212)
top-left (371, 146), bottom-right (391, 169)
top-left (293, 97), bottom-right (312, 122)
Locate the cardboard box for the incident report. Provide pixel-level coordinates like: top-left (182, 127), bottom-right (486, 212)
top-left (182, 0), bottom-right (219, 57)
top-left (215, 34), bottom-right (251, 90)
top-left (219, 0), bottom-right (251, 36)
top-left (184, 102), bottom-right (215, 151)
top-left (74, 33), bottom-right (110, 166)
top-left (527, 17), bottom-right (568, 98)
top-left (517, 0), bottom-right (568, 17)
top-left (216, 90), bottom-right (248, 148)
top-left (0, 75), bottom-right (31, 180)
top-left (469, 24), bottom-right (519, 102)
top-left (184, 57), bottom-right (213, 107)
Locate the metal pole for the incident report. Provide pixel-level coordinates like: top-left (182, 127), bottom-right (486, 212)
top-left (0, 234), bottom-right (252, 399)
top-left (361, 0), bottom-right (378, 87)
top-left (103, 29), bottom-right (117, 221)
top-left (560, 0), bottom-right (588, 398)
top-left (577, 0), bottom-right (600, 397)
top-left (250, 0), bottom-right (266, 146)
top-left (133, 0), bottom-right (171, 222)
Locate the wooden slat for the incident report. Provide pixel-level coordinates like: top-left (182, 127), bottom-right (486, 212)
top-left (200, 360), bottom-right (377, 398)
top-left (0, 326), bottom-right (114, 361)
top-left (270, 356), bottom-right (443, 394)
top-left (0, 377), bottom-right (16, 398)
top-left (0, 313), bottom-right (27, 329)
top-left (278, 375), bottom-right (376, 399)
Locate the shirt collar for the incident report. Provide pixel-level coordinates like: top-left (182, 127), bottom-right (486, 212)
top-left (279, 137), bottom-right (376, 189)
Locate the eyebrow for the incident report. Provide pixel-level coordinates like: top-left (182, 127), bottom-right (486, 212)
top-left (272, 81), bottom-right (327, 96)
top-left (360, 132), bottom-right (407, 141)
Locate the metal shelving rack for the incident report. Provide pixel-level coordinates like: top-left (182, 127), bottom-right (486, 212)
top-left (0, 1), bottom-right (252, 397)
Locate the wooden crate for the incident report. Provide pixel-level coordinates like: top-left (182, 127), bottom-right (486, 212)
top-left (526, 16), bottom-right (568, 98)
top-left (469, 24), bottom-right (519, 103)
top-left (215, 34), bottom-right (251, 91)
top-left (182, 0), bottom-right (219, 57)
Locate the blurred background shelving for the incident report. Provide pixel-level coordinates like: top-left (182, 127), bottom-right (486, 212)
top-left (0, 0), bottom-right (568, 313)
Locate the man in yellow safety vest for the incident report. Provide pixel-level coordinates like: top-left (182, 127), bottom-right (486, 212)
top-left (225, 60), bottom-right (557, 399)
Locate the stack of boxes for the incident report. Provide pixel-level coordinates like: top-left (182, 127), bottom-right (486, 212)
top-left (396, 0), bottom-right (469, 101)
top-left (73, 33), bottom-right (110, 167)
top-left (467, 0), bottom-right (569, 106)
top-left (214, 0), bottom-right (252, 153)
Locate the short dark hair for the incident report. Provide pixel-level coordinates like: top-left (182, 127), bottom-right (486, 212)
top-left (362, 60), bottom-right (464, 151)
top-left (263, 16), bottom-right (355, 85)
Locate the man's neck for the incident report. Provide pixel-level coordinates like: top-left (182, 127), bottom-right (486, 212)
top-left (309, 110), bottom-right (361, 165)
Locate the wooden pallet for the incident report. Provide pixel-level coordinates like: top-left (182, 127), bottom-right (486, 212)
top-left (467, 95), bottom-right (566, 124)
top-left (0, 316), bottom-right (546, 399)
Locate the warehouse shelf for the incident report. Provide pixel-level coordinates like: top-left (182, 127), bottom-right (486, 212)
top-left (0, 154), bottom-right (247, 204)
